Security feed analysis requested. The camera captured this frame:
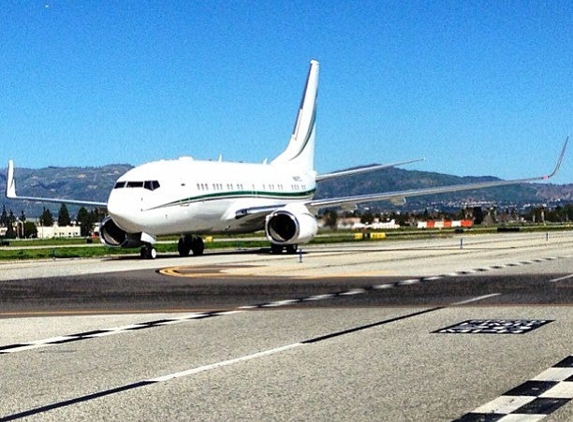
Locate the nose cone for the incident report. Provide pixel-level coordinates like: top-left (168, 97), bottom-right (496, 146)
top-left (107, 190), bottom-right (143, 233)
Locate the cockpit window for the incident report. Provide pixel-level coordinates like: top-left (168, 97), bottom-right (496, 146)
top-left (144, 180), bottom-right (160, 191)
top-left (114, 181), bottom-right (160, 190)
top-left (126, 181), bottom-right (144, 188)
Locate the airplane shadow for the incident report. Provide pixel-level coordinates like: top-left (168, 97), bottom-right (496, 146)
top-left (102, 247), bottom-right (293, 261)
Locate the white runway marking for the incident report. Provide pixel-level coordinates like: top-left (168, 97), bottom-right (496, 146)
top-left (549, 273), bottom-right (573, 283)
top-left (147, 343), bottom-right (304, 383)
top-left (450, 293), bottom-right (501, 306)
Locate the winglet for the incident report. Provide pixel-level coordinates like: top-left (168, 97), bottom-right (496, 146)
top-left (4, 159), bottom-right (108, 207)
top-left (544, 136), bottom-right (568, 180)
top-left (6, 160), bottom-right (16, 199)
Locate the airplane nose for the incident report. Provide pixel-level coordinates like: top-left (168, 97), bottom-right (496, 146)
top-left (107, 191), bottom-right (143, 233)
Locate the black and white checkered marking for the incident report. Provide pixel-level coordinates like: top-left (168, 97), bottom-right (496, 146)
top-left (454, 355), bottom-right (573, 421)
top-left (0, 255), bottom-right (563, 355)
top-left (435, 319), bottom-right (554, 335)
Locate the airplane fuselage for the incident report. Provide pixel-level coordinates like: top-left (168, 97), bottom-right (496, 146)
top-left (107, 157), bottom-right (317, 237)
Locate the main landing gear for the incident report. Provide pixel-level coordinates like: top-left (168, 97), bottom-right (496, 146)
top-left (177, 235), bottom-right (205, 257)
top-left (270, 244), bottom-right (298, 254)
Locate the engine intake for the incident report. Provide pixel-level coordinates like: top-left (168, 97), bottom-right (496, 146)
top-left (100, 216), bottom-right (143, 248)
top-left (265, 204), bottom-right (318, 245)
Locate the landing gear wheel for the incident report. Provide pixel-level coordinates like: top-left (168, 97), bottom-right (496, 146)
top-left (190, 236), bottom-right (204, 256)
top-left (140, 245), bottom-right (157, 259)
top-left (270, 244), bottom-right (298, 254)
top-left (178, 236), bottom-right (191, 257)
top-left (285, 244), bottom-right (298, 254)
top-left (178, 235), bottom-right (204, 257)
top-left (270, 244), bottom-right (284, 254)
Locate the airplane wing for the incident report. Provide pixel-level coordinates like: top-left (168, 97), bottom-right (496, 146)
top-left (5, 160), bottom-right (108, 207)
top-left (307, 138), bottom-right (568, 212)
top-left (316, 158), bottom-right (425, 182)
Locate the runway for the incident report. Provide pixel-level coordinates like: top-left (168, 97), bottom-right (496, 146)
top-left (0, 232), bottom-right (572, 421)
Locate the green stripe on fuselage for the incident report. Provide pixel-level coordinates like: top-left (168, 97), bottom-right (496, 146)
top-left (148, 188), bottom-right (316, 211)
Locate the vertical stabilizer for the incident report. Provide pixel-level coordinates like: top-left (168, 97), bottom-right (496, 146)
top-left (272, 60), bottom-right (319, 170)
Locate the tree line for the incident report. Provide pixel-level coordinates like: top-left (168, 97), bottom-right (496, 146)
top-left (321, 204), bottom-right (573, 229)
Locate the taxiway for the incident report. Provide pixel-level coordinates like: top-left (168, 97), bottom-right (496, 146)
top-left (0, 231), bottom-right (572, 421)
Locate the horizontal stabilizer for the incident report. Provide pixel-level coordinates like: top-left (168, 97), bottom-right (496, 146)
top-left (316, 158), bottom-right (425, 182)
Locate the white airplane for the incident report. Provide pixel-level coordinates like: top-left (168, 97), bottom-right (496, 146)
top-left (5, 60), bottom-right (568, 259)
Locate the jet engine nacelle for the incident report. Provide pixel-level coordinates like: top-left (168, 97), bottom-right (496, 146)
top-left (99, 216), bottom-right (143, 248)
top-left (265, 203), bottom-right (318, 245)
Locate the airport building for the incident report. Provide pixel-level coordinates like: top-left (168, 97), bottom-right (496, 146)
top-left (36, 224), bottom-right (82, 239)
top-left (1, 221), bottom-right (82, 239)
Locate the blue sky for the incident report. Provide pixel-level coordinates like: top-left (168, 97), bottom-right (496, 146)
top-left (2, 1), bottom-right (573, 183)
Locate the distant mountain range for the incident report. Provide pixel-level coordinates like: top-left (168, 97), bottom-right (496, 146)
top-left (0, 164), bottom-right (132, 217)
top-left (1, 163), bottom-right (572, 218)
top-left (318, 166), bottom-right (573, 212)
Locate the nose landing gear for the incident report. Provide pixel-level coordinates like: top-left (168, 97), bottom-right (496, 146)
top-left (140, 244), bottom-right (157, 259)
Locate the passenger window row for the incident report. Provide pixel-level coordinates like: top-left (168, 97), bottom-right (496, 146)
top-left (195, 183), bottom-right (306, 192)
